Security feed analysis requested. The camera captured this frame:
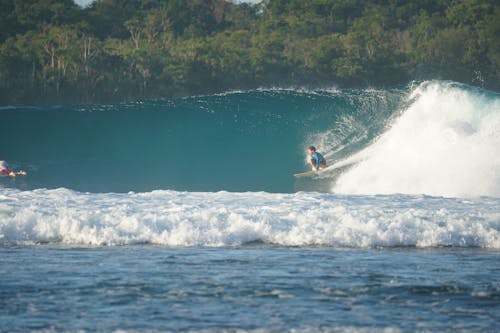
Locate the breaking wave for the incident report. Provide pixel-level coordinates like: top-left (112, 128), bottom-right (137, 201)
top-left (331, 81), bottom-right (500, 197)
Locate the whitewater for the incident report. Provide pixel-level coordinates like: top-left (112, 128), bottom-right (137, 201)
top-left (1, 188), bottom-right (499, 248)
top-left (332, 82), bottom-right (500, 197)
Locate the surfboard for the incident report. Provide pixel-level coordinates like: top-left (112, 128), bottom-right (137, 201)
top-left (293, 159), bottom-right (357, 178)
top-left (293, 170), bottom-right (316, 178)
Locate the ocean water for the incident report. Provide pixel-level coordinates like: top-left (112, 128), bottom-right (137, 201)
top-left (2, 247), bottom-right (499, 332)
top-left (1, 81), bottom-right (499, 332)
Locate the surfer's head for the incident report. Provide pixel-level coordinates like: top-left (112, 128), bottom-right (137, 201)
top-left (308, 146), bottom-right (316, 154)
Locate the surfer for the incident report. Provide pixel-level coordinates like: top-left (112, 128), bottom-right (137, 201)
top-left (307, 146), bottom-right (326, 172)
top-left (0, 160), bottom-right (27, 177)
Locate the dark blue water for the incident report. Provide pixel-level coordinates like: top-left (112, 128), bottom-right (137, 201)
top-left (1, 246), bottom-right (499, 332)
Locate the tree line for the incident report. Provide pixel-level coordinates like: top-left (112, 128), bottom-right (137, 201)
top-left (0, 0), bottom-right (498, 104)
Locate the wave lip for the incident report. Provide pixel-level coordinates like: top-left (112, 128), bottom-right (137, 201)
top-left (1, 188), bottom-right (498, 248)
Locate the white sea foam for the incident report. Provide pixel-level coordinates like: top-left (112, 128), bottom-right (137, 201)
top-left (0, 188), bottom-right (498, 247)
top-left (333, 81), bottom-right (500, 197)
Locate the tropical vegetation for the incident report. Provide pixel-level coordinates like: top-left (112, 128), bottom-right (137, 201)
top-left (0, 0), bottom-right (498, 104)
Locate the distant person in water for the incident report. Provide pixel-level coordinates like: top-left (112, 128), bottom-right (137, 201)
top-left (0, 160), bottom-right (27, 177)
top-left (307, 146), bottom-right (326, 172)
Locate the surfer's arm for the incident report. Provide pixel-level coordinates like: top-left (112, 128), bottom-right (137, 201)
top-left (310, 157), bottom-right (319, 171)
top-left (8, 170), bottom-right (27, 177)
top-left (310, 161), bottom-right (318, 172)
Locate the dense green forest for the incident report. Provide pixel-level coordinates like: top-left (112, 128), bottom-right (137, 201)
top-left (0, 0), bottom-right (498, 104)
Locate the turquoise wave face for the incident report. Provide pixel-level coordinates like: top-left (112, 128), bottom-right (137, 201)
top-left (1, 81), bottom-right (498, 196)
top-left (0, 87), bottom-right (404, 193)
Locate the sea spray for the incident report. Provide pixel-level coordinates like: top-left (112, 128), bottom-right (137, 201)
top-left (332, 81), bottom-right (500, 197)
